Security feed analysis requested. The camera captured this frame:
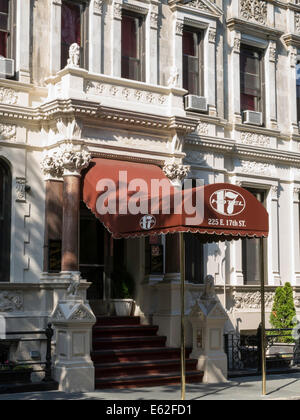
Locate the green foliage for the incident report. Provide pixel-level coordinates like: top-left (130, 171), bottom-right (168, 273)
top-left (269, 282), bottom-right (296, 343)
top-left (111, 266), bottom-right (135, 299)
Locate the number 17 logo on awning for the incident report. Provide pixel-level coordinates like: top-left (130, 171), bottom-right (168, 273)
top-left (209, 189), bottom-right (246, 216)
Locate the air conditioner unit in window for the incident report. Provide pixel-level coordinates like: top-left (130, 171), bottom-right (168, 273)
top-left (184, 95), bottom-right (207, 113)
top-left (242, 110), bottom-right (263, 126)
top-left (0, 57), bottom-right (14, 77)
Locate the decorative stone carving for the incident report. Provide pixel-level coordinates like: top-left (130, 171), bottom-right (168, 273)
top-left (0, 123), bottom-right (16, 140)
top-left (208, 28), bottom-right (216, 44)
top-left (167, 66), bottom-right (179, 88)
top-left (93, 0), bottom-right (103, 14)
top-left (16, 178), bottom-right (26, 202)
top-left (197, 121), bottom-right (209, 135)
top-left (113, 2), bottom-right (122, 20)
top-left (175, 21), bottom-right (183, 36)
top-left (289, 47), bottom-right (297, 68)
top-left (163, 162), bottom-right (190, 182)
top-left (67, 43), bottom-right (80, 68)
top-left (67, 273), bottom-right (81, 297)
top-left (269, 42), bottom-right (277, 63)
top-left (186, 0), bottom-right (209, 12)
top-left (59, 143), bottom-right (91, 176)
top-left (240, 0), bottom-right (267, 25)
top-left (41, 143), bottom-right (91, 178)
top-left (231, 290), bottom-right (274, 311)
top-left (239, 160), bottom-right (275, 176)
top-left (0, 292), bottom-right (23, 312)
top-left (185, 150), bottom-right (208, 165)
top-left (271, 185), bottom-right (279, 199)
top-left (295, 13), bottom-right (300, 34)
top-left (70, 306), bottom-right (95, 321)
top-left (201, 275), bottom-right (216, 301)
top-left (150, 12), bottom-right (158, 29)
top-left (240, 132), bottom-right (270, 147)
top-left (233, 37), bottom-right (241, 54)
top-left (0, 87), bottom-right (18, 104)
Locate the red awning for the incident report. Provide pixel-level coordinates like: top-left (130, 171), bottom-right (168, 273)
top-left (82, 158), bottom-right (269, 240)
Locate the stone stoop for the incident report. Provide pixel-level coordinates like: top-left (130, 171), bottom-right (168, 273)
top-left (91, 316), bottom-right (204, 389)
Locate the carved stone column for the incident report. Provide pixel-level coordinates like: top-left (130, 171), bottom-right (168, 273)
top-left (60, 143), bottom-right (91, 273)
top-left (41, 143), bottom-right (91, 274)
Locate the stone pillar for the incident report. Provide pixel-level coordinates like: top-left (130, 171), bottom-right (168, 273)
top-left (288, 46), bottom-right (298, 134)
top-left (112, 1), bottom-right (122, 77)
top-left (173, 19), bottom-right (183, 88)
top-left (265, 40), bottom-right (278, 130)
top-left (50, 0), bottom-right (62, 74)
top-left (59, 143), bottom-right (91, 274)
top-left (149, 8), bottom-right (159, 85)
top-left (188, 275), bottom-right (228, 383)
top-left (269, 185), bottom-right (281, 285)
top-left (206, 26), bottom-right (217, 116)
top-left (89, 0), bottom-right (104, 74)
top-left (61, 175), bottom-right (80, 272)
top-left (229, 31), bottom-right (242, 124)
top-left (17, 0), bottom-right (31, 83)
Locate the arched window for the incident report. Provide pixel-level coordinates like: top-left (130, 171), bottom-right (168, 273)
top-left (0, 158), bottom-right (11, 282)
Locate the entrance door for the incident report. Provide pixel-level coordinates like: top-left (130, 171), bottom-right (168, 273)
top-left (80, 201), bottom-right (105, 312)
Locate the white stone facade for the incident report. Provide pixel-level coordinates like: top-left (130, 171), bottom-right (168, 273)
top-left (2, 0), bottom-right (300, 388)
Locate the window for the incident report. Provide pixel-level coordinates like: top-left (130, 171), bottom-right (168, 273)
top-left (0, 159), bottom-right (11, 282)
top-left (242, 189), bottom-right (265, 285)
top-left (182, 28), bottom-right (203, 95)
top-left (61, 0), bottom-right (88, 69)
top-left (296, 57), bottom-right (300, 124)
top-left (121, 11), bottom-right (144, 81)
top-left (240, 46), bottom-right (263, 112)
top-left (0, 0), bottom-right (15, 59)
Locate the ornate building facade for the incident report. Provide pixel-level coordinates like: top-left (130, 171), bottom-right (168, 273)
top-left (1, 0), bottom-right (300, 389)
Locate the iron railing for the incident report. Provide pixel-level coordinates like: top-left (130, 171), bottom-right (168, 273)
top-left (224, 326), bottom-right (300, 376)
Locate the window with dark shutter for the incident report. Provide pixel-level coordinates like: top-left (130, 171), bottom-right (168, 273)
top-left (240, 46), bottom-right (263, 112)
top-left (182, 28), bottom-right (202, 96)
top-left (121, 11), bottom-right (144, 81)
top-left (0, 159), bottom-right (11, 282)
top-left (0, 0), bottom-right (15, 61)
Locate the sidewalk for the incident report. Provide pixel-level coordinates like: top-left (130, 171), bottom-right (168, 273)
top-left (0, 373), bottom-right (300, 400)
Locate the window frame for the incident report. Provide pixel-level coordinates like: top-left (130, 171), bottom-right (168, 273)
top-left (296, 54), bottom-right (300, 125)
top-left (0, 158), bottom-right (11, 282)
top-left (121, 9), bottom-right (145, 82)
top-left (240, 44), bottom-right (265, 115)
top-left (182, 26), bottom-right (204, 96)
top-left (60, 0), bottom-right (89, 70)
top-left (0, 0), bottom-right (16, 61)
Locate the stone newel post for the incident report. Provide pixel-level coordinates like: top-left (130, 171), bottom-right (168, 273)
top-left (188, 275), bottom-right (228, 383)
top-left (51, 273), bottom-right (96, 392)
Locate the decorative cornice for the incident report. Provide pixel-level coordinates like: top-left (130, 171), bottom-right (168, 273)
top-left (282, 32), bottom-right (300, 48)
top-left (227, 17), bottom-right (284, 40)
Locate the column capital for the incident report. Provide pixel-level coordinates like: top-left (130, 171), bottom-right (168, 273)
top-left (163, 161), bottom-right (190, 187)
top-left (41, 143), bottom-right (91, 179)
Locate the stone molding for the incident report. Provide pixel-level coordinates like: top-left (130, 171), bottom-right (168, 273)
top-left (231, 290), bottom-right (275, 312)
